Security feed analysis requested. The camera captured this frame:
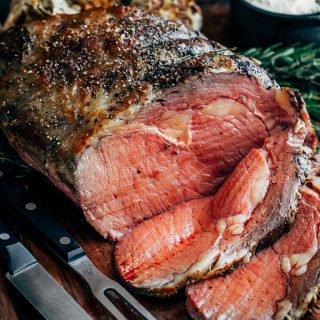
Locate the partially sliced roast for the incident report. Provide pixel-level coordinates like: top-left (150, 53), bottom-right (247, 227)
top-left (114, 126), bottom-right (311, 296)
top-left (0, 7), bottom-right (315, 240)
top-left (76, 77), bottom-right (292, 240)
top-left (186, 172), bottom-right (320, 320)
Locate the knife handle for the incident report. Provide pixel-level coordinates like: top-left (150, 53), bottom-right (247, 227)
top-left (0, 221), bottom-right (37, 275)
top-left (0, 169), bottom-right (85, 264)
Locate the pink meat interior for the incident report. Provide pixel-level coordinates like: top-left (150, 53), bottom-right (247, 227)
top-left (75, 73), bottom-right (294, 240)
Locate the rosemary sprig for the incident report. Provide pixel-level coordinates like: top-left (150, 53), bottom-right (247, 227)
top-left (242, 43), bottom-right (320, 132)
top-left (0, 43), bottom-right (319, 174)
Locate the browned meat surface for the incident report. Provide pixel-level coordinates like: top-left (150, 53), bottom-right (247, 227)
top-left (0, 7), bottom-right (315, 240)
top-left (186, 172), bottom-right (320, 320)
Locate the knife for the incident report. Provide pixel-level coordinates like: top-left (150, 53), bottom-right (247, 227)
top-left (0, 167), bottom-right (156, 320)
top-left (0, 220), bottom-right (92, 320)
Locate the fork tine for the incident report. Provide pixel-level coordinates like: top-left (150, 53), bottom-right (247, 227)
top-left (110, 284), bottom-right (157, 320)
top-left (95, 291), bottom-right (128, 320)
top-left (69, 256), bottom-right (156, 320)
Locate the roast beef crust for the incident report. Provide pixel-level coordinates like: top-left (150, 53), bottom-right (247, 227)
top-left (0, 6), bottom-right (298, 188)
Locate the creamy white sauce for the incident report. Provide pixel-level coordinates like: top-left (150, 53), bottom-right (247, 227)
top-left (245, 0), bottom-right (320, 15)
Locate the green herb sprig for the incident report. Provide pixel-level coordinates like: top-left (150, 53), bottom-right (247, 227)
top-left (242, 43), bottom-right (320, 132)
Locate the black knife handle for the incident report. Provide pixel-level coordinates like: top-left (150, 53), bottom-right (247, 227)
top-left (0, 221), bottom-right (37, 275)
top-left (0, 169), bottom-right (85, 264)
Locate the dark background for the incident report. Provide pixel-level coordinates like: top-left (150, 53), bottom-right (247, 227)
top-left (0, 1), bottom-right (10, 23)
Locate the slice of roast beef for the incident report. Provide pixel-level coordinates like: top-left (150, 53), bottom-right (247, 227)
top-left (114, 125), bottom-right (312, 296)
top-left (186, 172), bottom-right (320, 320)
top-left (0, 7), bottom-right (315, 240)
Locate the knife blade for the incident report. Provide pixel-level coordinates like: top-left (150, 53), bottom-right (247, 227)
top-left (0, 167), bottom-right (156, 320)
top-left (0, 220), bottom-right (92, 320)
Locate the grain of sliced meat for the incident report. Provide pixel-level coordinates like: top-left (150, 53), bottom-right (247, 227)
top-left (115, 126), bottom-right (311, 296)
top-left (186, 171), bottom-right (320, 320)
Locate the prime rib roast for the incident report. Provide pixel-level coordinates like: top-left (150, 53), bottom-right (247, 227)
top-left (0, 6), bottom-right (319, 319)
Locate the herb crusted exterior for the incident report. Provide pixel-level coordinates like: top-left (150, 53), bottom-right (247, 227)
top-left (0, 6), bottom-right (278, 189)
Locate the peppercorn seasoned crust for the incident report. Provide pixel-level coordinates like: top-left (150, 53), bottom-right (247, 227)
top-left (0, 6), bottom-right (226, 187)
top-left (0, 7), bottom-right (315, 240)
